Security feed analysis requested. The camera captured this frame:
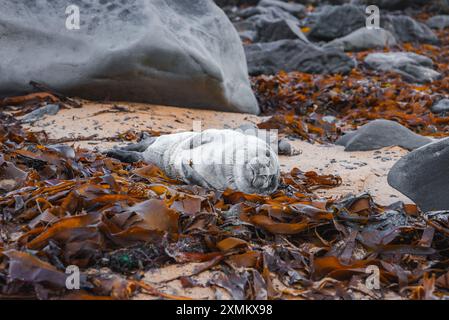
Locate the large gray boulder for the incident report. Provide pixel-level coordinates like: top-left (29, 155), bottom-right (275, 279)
top-left (325, 28), bottom-right (397, 52)
top-left (336, 119), bottom-right (432, 151)
top-left (0, 0), bottom-right (259, 114)
top-left (245, 39), bottom-right (356, 75)
top-left (364, 52), bottom-right (441, 83)
top-left (235, 0), bottom-right (313, 44)
top-left (388, 138), bottom-right (449, 211)
top-left (256, 18), bottom-right (308, 42)
top-left (239, 5), bottom-right (297, 20)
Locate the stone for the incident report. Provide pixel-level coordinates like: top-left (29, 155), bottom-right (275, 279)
top-left (236, 3), bottom-right (308, 43)
top-left (325, 28), bottom-right (397, 52)
top-left (336, 119), bottom-right (433, 151)
top-left (214, 0), bottom-right (259, 7)
top-left (308, 4), bottom-right (366, 41)
top-left (354, 0), bottom-right (430, 10)
top-left (234, 20), bottom-right (259, 42)
top-left (388, 137), bottom-right (449, 211)
top-left (258, 0), bottom-right (306, 16)
top-left (256, 18), bottom-right (309, 42)
top-left (142, 129), bottom-right (280, 195)
top-left (383, 15), bottom-right (439, 45)
top-left (364, 52), bottom-right (441, 83)
top-left (240, 5), bottom-right (297, 21)
top-left (427, 15), bottom-right (449, 29)
top-left (245, 39), bottom-right (356, 76)
top-left (21, 104), bottom-right (60, 123)
top-left (0, 0), bottom-right (259, 114)
top-left (278, 138), bottom-right (293, 156)
top-left (307, 4), bottom-right (438, 44)
top-left (431, 99), bottom-right (449, 113)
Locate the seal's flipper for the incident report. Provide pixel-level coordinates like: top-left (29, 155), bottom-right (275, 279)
top-left (105, 149), bottom-right (143, 163)
top-left (121, 135), bottom-right (157, 152)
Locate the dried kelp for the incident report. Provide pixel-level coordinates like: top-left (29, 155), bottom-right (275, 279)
top-left (0, 109), bottom-right (448, 300)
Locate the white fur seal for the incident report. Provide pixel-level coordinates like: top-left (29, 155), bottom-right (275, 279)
top-left (108, 129), bottom-right (280, 195)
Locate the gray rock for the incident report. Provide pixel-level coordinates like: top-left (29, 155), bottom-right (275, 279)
top-left (278, 138), bottom-right (293, 156)
top-left (307, 5), bottom-right (438, 44)
top-left (245, 39), bottom-right (356, 76)
top-left (234, 20), bottom-right (259, 42)
top-left (21, 104), bottom-right (60, 123)
top-left (308, 4), bottom-right (366, 41)
top-left (0, 0), bottom-right (259, 114)
top-left (354, 0), bottom-right (430, 10)
top-left (427, 15), bottom-right (449, 29)
top-left (383, 15), bottom-right (439, 45)
top-left (322, 115), bottom-right (337, 124)
top-left (364, 52), bottom-right (441, 83)
top-left (431, 99), bottom-right (449, 113)
top-left (325, 28), bottom-right (397, 52)
top-left (388, 137), bottom-right (449, 211)
top-left (258, 0), bottom-right (306, 15)
top-left (257, 18), bottom-right (309, 42)
top-left (237, 3), bottom-right (308, 43)
top-left (336, 119), bottom-right (432, 151)
top-left (240, 5), bottom-right (297, 21)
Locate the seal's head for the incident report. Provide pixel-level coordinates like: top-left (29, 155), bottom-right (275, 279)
top-left (237, 152), bottom-right (280, 195)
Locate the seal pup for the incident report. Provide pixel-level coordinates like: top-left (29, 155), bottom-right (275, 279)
top-left (107, 129), bottom-right (280, 195)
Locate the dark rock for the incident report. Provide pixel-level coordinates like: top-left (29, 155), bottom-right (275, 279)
top-left (383, 15), bottom-right (439, 45)
top-left (325, 28), bottom-right (397, 52)
top-left (258, 0), bottom-right (306, 16)
top-left (0, 0), bottom-right (259, 114)
top-left (336, 119), bottom-right (432, 151)
top-left (427, 15), bottom-right (449, 29)
top-left (21, 104), bottom-right (60, 123)
top-left (214, 0), bottom-right (259, 6)
top-left (388, 137), bottom-right (449, 211)
top-left (257, 18), bottom-right (308, 42)
top-left (431, 99), bottom-right (449, 113)
top-left (240, 5), bottom-right (298, 20)
top-left (364, 52), bottom-right (441, 83)
top-left (234, 20), bottom-right (259, 42)
top-left (278, 138), bottom-right (293, 155)
top-left (308, 4), bottom-right (366, 41)
top-left (245, 39), bottom-right (356, 76)
top-left (236, 3), bottom-right (308, 43)
top-left (307, 4), bottom-right (438, 44)
top-left (354, 0), bottom-right (430, 10)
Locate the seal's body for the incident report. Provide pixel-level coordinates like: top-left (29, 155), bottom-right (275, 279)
top-left (141, 129), bottom-right (280, 195)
